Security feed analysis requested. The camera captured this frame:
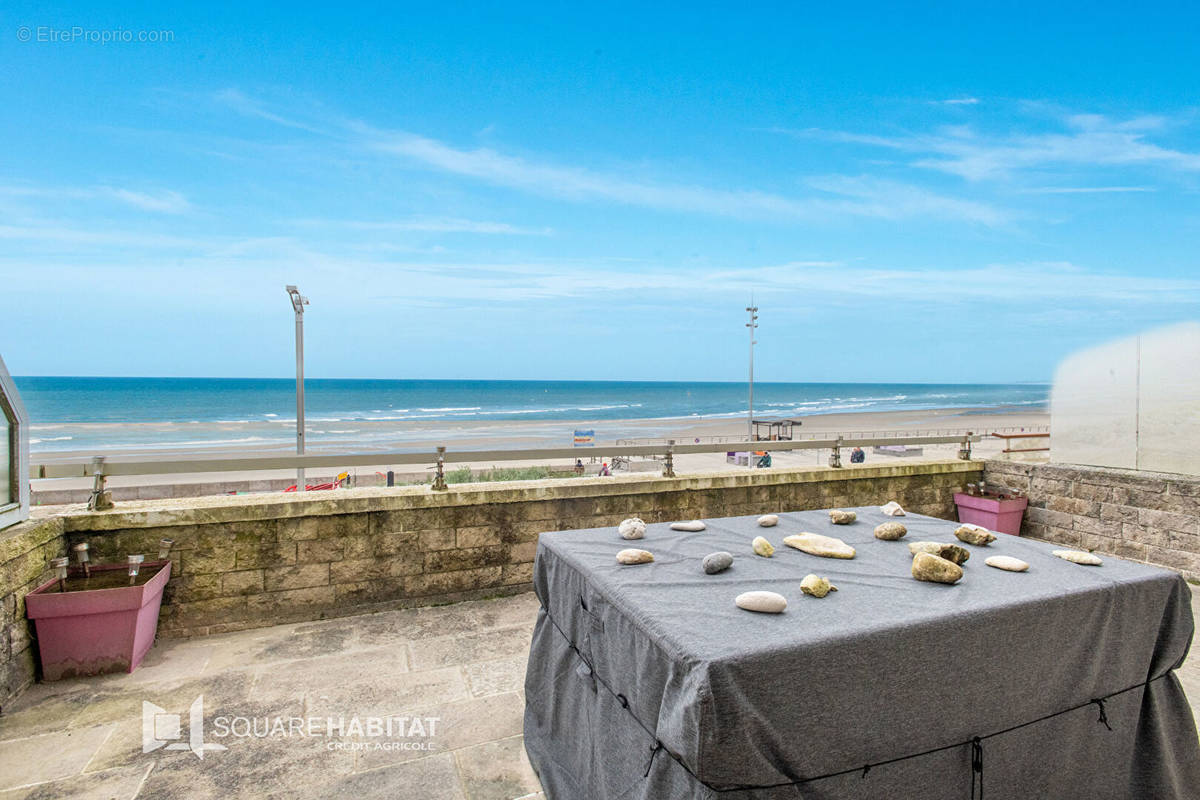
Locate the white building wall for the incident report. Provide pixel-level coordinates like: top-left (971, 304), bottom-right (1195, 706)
top-left (1051, 321), bottom-right (1200, 475)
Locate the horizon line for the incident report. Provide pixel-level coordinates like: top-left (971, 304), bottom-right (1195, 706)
top-left (12, 375), bottom-right (1052, 386)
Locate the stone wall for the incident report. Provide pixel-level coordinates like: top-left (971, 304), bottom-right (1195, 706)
top-left (983, 460), bottom-right (1200, 582)
top-left (0, 517), bottom-right (65, 706)
top-left (50, 461), bottom-right (979, 638)
top-left (8, 458), bottom-right (1196, 708)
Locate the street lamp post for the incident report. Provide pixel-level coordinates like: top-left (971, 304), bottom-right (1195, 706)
top-left (286, 286), bottom-right (309, 491)
top-left (746, 302), bottom-right (758, 447)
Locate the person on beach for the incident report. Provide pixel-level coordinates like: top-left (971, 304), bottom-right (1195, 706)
top-left (851, 446), bottom-right (865, 463)
top-left (574, 459), bottom-right (584, 476)
top-left (598, 462), bottom-right (611, 476)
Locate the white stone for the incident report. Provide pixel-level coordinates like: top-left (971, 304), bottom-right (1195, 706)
top-left (828, 510), bottom-right (857, 525)
top-left (752, 536), bottom-right (775, 557)
top-left (880, 501), bottom-right (906, 516)
top-left (985, 555), bottom-right (1030, 572)
top-left (618, 518), bottom-right (646, 540)
top-left (783, 533), bottom-right (856, 559)
top-left (1053, 549), bottom-right (1103, 566)
top-left (735, 590), bottom-right (787, 613)
top-left (757, 514), bottom-right (779, 527)
top-left (670, 520), bottom-right (706, 531)
top-left (616, 549), bottom-right (654, 565)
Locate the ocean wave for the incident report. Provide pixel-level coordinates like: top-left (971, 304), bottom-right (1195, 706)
top-left (577, 403), bottom-right (642, 411)
top-left (126, 436), bottom-right (279, 449)
top-left (418, 406), bottom-right (482, 412)
top-left (29, 436), bottom-right (73, 444)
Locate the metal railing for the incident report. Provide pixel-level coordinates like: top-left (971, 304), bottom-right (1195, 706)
top-left (33, 434), bottom-right (985, 508)
top-left (616, 426), bottom-right (1046, 448)
top-left (990, 431), bottom-right (1051, 454)
top-left (32, 434), bottom-right (982, 481)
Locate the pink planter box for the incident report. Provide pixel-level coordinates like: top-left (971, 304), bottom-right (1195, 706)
top-left (25, 560), bottom-right (171, 681)
top-left (954, 493), bottom-right (1029, 536)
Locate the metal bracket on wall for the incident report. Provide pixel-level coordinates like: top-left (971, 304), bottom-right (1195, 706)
top-left (87, 456), bottom-right (114, 510)
top-left (828, 437), bottom-right (843, 469)
top-left (958, 432), bottom-right (974, 461)
top-left (662, 440), bottom-right (676, 478)
top-left (431, 447), bottom-right (449, 492)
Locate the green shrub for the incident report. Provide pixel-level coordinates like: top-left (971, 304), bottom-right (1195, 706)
top-left (445, 467), bottom-right (474, 483)
top-left (443, 465), bottom-right (557, 484)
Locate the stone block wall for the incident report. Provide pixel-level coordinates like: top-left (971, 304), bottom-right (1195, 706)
top-left (983, 460), bottom-right (1200, 582)
top-left (50, 461), bottom-right (979, 638)
top-left (0, 517), bottom-right (65, 706)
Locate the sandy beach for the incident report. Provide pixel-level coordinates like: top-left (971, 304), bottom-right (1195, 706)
top-left (30, 405), bottom-right (1048, 504)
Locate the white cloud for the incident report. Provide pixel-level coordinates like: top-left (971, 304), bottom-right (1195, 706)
top-left (293, 217), bottom-right (552, 236)
top-left (361, 127), bottom-right (1007, 225)
top-left (805, 175), bottom-right (1006, 225)
top-left (368, 129), bottom-right (808, 217)
top-left (321, 258), bottom-right (1200, 308)
top-left (201, 91), bottom-right (1010, 226)
top-left (1019, 186), bottom-right (1154, 195)
top-left (0, 184), bottom-right (191, 214)
top-left (805, 112), bottom-right (1200, 181)
top-left (933, 97), bottom-right (980, 106)
top-left (104, 188), bottom-right (191, 213)
top-left (213, 88), bottom-right (329, 135)
top-left (0, 224), bottom-right (203, 249)
top-left (6, 220), bottom-right (1196, 310)
top-left (466, 260), bottom-right (1199, 305)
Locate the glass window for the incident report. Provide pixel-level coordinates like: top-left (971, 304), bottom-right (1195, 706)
top-left (0, 412), bottom-right (10, 507)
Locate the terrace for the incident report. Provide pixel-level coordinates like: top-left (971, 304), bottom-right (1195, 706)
top-left (0, 593), bottom-right (542, 799)
top-left (0, 456), bottom-right (1198, 797)
top-left (1, 329), bottom-right (1198, 798)
top-left (0, 585), bottom-right (1196, 799)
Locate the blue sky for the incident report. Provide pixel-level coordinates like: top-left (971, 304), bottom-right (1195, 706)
top-left (2, 2), bottom-right (1198, 383)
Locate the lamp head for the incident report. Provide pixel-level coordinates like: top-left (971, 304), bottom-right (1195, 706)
top-left (286, 285), bottom-right (309, 314)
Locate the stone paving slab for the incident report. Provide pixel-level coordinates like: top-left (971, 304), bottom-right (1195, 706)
top-left (0, 588), bottom-right (1194, 799)
top-left (0, 594), bottom-right (539, 799)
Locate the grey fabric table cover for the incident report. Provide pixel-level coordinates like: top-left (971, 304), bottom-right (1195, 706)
top-left (523, 506), bottom-right (1200, 799)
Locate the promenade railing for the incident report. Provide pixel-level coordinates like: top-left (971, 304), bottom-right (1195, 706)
top-left (616, 425), bottom-right (1047, 447)
top-left (31, 433), bottom-right (985, 509)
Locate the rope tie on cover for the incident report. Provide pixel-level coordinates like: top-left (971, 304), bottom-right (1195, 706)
top-left (969, 737), bottom-right (984, 800)
top-left (1092, 697), bottom-right (1113, 731)
top-left (535, 603), bottom-right (1169, 796)
top-left (644, 741), bottom-right (665, 778)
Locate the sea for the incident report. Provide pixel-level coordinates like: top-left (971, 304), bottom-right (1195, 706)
top-left (15, 377), bottom-right (1048, 454)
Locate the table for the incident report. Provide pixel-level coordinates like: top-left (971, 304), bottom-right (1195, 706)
top-left (523, 506), bottom-right (1199, 799)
